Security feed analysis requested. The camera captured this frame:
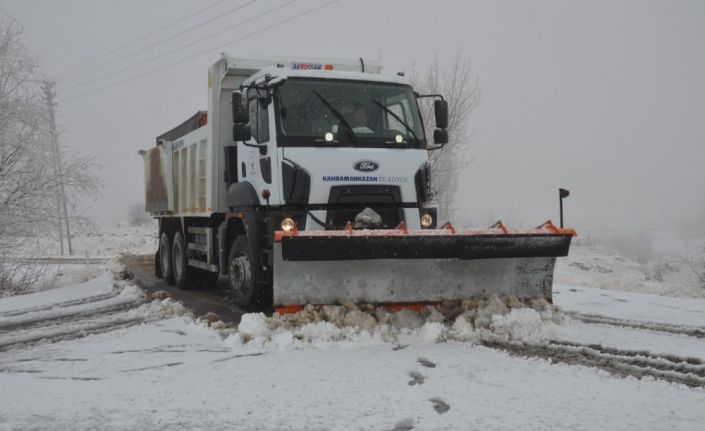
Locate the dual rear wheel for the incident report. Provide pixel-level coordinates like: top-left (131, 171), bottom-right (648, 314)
top-left (158, 230), bottom-right (218, 291)
top-left (157, 229), bottom-right (269, 311)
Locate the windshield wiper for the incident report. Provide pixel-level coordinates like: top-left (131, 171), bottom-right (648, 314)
top-left (372, 99), bottom-right (420, 146)
top-left (312, 90), bottom-right (358, 146)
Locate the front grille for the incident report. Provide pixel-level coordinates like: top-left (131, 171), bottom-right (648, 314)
top-left (326, 185), bottom-right (403, 229)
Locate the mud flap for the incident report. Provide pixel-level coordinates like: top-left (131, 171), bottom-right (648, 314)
top-left (155, 250), bottom-right (163, 279)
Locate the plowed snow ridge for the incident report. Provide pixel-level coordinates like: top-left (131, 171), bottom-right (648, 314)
top-left (567, 311), bottom-right (705, 338)
top-left (485, 340), bottom-right (705, 388)
top-left (227, 299), bottom-right (705, 387)
top-left (0, 274), bottom-right (191, 351)
top-left (0, 285), bottom-right (143, 330)
top-left (0, 291), bottom-right (121, 318)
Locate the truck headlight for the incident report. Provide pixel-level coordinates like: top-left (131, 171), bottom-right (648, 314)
top-left (420, 213), bottom-right (433, 228)
top-left (281, 217), bottom-right (296, 232)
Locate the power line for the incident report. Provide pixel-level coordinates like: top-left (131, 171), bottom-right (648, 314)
top-left (61, 0), bottom-right (290, 94)
top-left (60, 0), bottom-right (258, 84)
top-left (54, 0), bottom-right (227, 78)
top-left (60, 0), bottom-right (342, 103)
top-left (61, 0), bottom-right (296, 94)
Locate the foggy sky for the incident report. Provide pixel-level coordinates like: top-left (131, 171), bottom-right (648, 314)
top-left (2, 0), bottom-right (704, 231)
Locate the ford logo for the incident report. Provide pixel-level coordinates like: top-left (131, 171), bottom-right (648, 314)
top-left (354, 160), bottom-right (379, 172)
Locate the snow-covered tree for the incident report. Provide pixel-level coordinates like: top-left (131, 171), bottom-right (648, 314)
top-left (0, 19), bottom-right (99, 293)
top-left (127, 201), bottom-right (152, 226)
top-left (411, 53), bottom-right (480, 223)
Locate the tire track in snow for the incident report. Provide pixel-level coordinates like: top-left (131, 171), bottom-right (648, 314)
top-left (0, 299), bottom-right (144, 332)
top-left (566, 312), bottom-right (705, 338)
top-left (0, 317), bottom-right (147, 352)
top-left (0, 291), bottom-right (122, 318)
top-left (483, 340), bottom-right (705, 388)
top-left (550, 340), bottom-right (705, 366)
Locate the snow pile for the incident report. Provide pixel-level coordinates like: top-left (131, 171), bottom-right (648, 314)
top-left (353, 207), bottom-right (382, 228)
top-left (449, 296), bottom-right (561, 344)
top-left (113, 280), bottom-right (143, 301)
top-left (126, 296), bottom-right (192, 321)
top-left (226, 295), bottom-right (562, 350)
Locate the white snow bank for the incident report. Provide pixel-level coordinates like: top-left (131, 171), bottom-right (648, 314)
top-left (125, 296), bottom-right (192, 321)
top-left (226, 296), bottom-right (561, 351)
top-left (487, 308), bottom-right (556, 343)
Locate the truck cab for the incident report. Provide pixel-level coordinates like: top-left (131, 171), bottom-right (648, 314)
top-left (231, 65), bottom-right (442, 233)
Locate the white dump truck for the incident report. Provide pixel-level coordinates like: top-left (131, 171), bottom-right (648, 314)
top-left (141, 54), bottom-right (575, 312)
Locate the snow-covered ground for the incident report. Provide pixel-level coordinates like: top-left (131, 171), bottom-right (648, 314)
top-left (555, 236), bottom-right (705, 298)
top-left (1, 226), bottom-right (705, 430)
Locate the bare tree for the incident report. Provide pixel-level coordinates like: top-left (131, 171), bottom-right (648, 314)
top-left (410, 53), bottom-right (480, 223)
top-left (0, 19), bottom-right (99, 294)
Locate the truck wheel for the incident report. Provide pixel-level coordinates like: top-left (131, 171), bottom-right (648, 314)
top-left (159, 232), bottom-right (175, 285)
top-left (228, 236), bottom-right (259, 310)
top-left (172, 231), bottom-right (191, 290)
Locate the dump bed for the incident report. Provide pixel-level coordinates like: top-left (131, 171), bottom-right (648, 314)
top-left (142, 120), bottom-right (211, 216)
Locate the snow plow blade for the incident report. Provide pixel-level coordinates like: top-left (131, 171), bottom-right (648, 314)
top-left (272, 221), bottom-right (576, 309)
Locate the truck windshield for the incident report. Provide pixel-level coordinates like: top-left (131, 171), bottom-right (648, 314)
top-left (275, 78), bottom-right (426, 149)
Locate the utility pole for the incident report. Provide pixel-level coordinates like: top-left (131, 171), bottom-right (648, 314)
top-left (42, 80), bottom-right (72, 255)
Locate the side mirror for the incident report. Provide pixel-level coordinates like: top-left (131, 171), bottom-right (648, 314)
top-left (233, 123), bottom-right (251, 142)
top-left (232, 91), bottom-right (249, 124)
top-left (434, 99), bottom-right (448, 129)
top-left (433, 129), bottom-right (448, 145)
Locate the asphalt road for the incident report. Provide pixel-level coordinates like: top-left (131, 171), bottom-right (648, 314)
top-left (121, 254), bottom-right (244, 325)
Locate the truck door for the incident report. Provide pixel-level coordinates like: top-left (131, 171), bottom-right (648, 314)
top-left (238, 87), bottom-right (280, 204)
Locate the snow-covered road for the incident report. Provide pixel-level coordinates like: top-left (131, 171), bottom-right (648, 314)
top-left (1, 272), bottom-right (705, 430)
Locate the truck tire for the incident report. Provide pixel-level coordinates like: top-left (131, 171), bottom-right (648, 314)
top-left (159, 232), bottom-right (175, 285)
top-left (172, 231), bottom-right (191, 290)
top-left (228, 235), bottom-right (260, 311)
